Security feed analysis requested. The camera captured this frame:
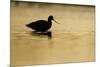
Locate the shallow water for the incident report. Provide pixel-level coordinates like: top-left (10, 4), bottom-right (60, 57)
top-left (11, 2), bottom-right (95, 66)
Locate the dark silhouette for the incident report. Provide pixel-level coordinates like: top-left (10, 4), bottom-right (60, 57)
top-left (30, 31), bottom-right (52, 39)
top-left (26, 16), bottom-right (59, 32)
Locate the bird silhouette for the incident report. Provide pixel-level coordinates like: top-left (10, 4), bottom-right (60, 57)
top-left (26, 16), bottom-right (59, 32)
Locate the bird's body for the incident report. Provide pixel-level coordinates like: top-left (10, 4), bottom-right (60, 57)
top-left (27, 20), bottom-right (52, 32)
top-left (26, 16), bottom-right (58, 32)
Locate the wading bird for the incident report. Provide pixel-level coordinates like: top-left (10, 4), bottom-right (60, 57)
top-left (26, 16), bottom-right (59, 32)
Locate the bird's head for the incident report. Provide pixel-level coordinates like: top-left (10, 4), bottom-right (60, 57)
top-left (48, 16), bottom-right (54, 20)
top-left (48, 15), bottom-right (59, 24)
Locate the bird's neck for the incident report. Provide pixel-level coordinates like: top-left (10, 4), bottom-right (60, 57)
top-left (48, 19), bottom-right (52, 24)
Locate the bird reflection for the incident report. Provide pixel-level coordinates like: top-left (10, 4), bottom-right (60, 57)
top-left (30, 31), bottom-right (52, 39)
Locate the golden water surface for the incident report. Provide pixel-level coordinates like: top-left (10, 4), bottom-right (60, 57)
top-left (11, 1), bottom-right (95, 66)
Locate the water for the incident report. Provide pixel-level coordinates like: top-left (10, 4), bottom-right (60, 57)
top-left (11, 2), bottom-right (95, 66)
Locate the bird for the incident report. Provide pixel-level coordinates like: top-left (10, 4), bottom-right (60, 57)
top-left (26, 15), bottom-right (59, 32)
